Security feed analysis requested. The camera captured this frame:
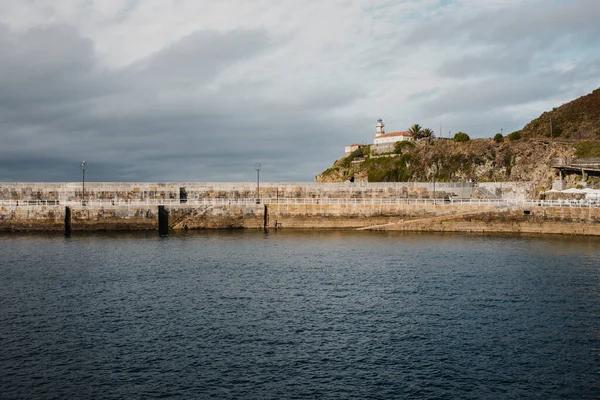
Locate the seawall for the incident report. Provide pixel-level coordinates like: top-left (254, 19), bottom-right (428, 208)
top-left (2, 203), bottom-right (599, 236)
top-left (0, 181), bottom-right (533, 202)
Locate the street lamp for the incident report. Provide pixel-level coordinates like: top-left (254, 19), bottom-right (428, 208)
top-left (432, 163), bottom-right (438, 205)
top-left (255, 163), bottom-right (261, 203)
top-left (81, 161), bottom-right (86, 206)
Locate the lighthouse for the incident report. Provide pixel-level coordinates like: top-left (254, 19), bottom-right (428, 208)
top-left (375, 119), bottom-right (385, 137)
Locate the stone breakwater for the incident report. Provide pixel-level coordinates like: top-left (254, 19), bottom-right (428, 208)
top-left (3, 181), bottom-right (596, 235)
top-left (1, 203), bottom-right (599, 236)
top-left (0, 181), bottom-right (533, 202)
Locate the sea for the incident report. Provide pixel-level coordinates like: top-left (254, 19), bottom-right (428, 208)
top-left (1, 230), bottom-right (599, 399)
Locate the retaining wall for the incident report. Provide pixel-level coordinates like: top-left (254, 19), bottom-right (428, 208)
top-left (2, 203), bottom-right (598, 235)
top-left (0, 182), bottom-right (493, 202)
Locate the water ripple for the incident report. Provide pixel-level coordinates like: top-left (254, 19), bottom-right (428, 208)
top-left (1, 231), bottom-right (599, 399)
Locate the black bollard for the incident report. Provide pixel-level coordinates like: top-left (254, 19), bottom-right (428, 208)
top-left (64, 206), bottom-right (72, 237)
top-left (158, 205), bottom-right (169, 236)
top-left (263, 204), bottom-right (268, 232)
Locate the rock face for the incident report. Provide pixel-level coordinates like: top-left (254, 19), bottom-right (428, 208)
top-left (317, 139), bottom-right (576, 192)
top-left (318, 88), bottom-right (600, 189)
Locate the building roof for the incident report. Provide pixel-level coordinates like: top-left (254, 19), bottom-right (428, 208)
top-left (345, 143), bottom-right (366, 147)
top-left (375, 131), bottom-right (412, 138)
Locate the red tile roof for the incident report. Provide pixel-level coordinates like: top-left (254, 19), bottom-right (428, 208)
top-left (376, 131), bottom-right (412, 138)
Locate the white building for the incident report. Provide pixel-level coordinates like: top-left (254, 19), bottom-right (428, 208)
top-left (344, 119), bottom-right (414, 157)
top-left (373, 119), bottom-right (413, 145)
top-left (344, 143), bottom-right (366, 157)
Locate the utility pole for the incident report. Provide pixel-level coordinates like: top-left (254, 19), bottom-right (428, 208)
top-left (439, 123), bottom-right (442, 139)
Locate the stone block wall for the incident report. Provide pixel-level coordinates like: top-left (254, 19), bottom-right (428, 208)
top-left (0, 205), bottom-right (65, 231)
top-left (167, 205), bottom-right (264, 230)
top-left (2, 201), bottom-right (598, 235)
top-left (70, 206), bottom-right (158, 231)
top-left (0, 182), bottom-right (488, 202)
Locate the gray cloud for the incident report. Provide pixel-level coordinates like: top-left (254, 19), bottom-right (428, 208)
top-left (399, 0), bottom-right (600, 136)
top-left (436, 48), bottom-right (533, 78)
top-left (407, 0), bottom-right (600, 49)
top-left (1, 0), bottom-right (598, 182)
top-left (0, 22), bottom-right (366, 182)
top-left (420, 61), bottom-right (600, 116)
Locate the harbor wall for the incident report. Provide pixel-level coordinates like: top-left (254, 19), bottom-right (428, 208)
top-left (2, 203), bottom-right (599, 236)
top-left (0, 181), bottom-right (532, 202)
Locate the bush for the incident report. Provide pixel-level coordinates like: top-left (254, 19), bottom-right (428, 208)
top-left (507, 131), bottom-right (521, 141)
top-left (493, 133), bottom-right (504, 143)
top-left (348, 146), bottom-right (367, 159)
top-left (394, 140), bottom-right (415, 154)
top-left (453, 132), bottom-right (470, 142)
top-left (575, 141), bottom-right (600, 158)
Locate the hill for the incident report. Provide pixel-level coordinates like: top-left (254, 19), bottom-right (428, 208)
top-left (520, 88), bottom-right (600, 139)
top-left (317, 139), bottom-right (575, 188)
top-left (317, 88), bottom-right (600, 190)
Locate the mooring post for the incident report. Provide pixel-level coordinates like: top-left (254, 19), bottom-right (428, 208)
top-left (263, 204), bottom-right (268, 232)
top-left (64, 206), bottom-right (72, 237)
top-left (158, 205), bottom-right (169, 236)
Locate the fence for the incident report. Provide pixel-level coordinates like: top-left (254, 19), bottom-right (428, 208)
top-left (1, 198), bottom-right (598, 208)
top-left (552, 158), bottom-right (600, 169)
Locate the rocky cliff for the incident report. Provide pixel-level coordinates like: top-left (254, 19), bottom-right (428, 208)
top-left (317, 139), bottom-right (575, 188)
top-left (318, 88), bottom-right (600, 191)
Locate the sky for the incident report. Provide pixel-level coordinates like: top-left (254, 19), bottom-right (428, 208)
top-left (1, 0), bottom-right (599, 182)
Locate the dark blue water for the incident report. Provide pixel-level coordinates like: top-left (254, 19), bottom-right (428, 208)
top-left (1, 231), bottom-right (599, 399)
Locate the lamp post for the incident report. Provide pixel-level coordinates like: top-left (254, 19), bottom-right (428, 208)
top-left (432, 163), bottom-right (437, 205)
top-left (255, 163), bottom-right (261, 203)
top-left (81, 161), bottom-right (86, 206)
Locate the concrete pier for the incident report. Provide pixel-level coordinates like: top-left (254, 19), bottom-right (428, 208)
top-left (1, 182), bottom-right (598, 235)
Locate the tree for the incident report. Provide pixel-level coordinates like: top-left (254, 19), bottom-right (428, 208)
top-left (408, 124), bottom-right (423, 140)
top-left (493, 133), bottom-right (504, 143)
top-left (454, 132), bottom-right (470, 142)
top-left (421, 128), bottom-right (435, 141)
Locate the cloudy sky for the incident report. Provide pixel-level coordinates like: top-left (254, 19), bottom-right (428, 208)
top-left (1, 0), bottom-right (599, 182)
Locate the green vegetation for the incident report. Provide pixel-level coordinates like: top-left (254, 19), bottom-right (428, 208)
top-left (493, 133), bottom-right (504, 143)
top-left (407, 124), bottom-right (436, 141)
top-left (338, 146), bottom-right (370, 167)
top-left (507, 131), bottom-right (521, 141)
top-left (408, 124), bottom-right (422, 140)
top-left (394, 140), bottom-right (415, 154)
top-left (421, 128), bottom-right (435, 141)
top-left (366, 153), bottom-right (412, 182)
top-left (574, 141), bottom-right (600, 158)
top-left (349, 146), bottom-right (368, 159)
top-left (453, 132), bottom-right (470, 142)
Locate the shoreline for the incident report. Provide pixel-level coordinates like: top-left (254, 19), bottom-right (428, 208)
top-left (2, 203), bottom-right (599, 236)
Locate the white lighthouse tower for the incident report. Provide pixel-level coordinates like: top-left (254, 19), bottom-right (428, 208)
top-left (375, 119), bottom-right (385, 137)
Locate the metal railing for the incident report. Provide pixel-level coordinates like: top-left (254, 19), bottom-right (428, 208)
top-left (1, 198), bottom-right (599, 208)
top-left (552, 158), bottom-right (600, 169)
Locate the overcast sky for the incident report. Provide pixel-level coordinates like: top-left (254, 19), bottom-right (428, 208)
top-left (1, 0), bottom-right (599, 182)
